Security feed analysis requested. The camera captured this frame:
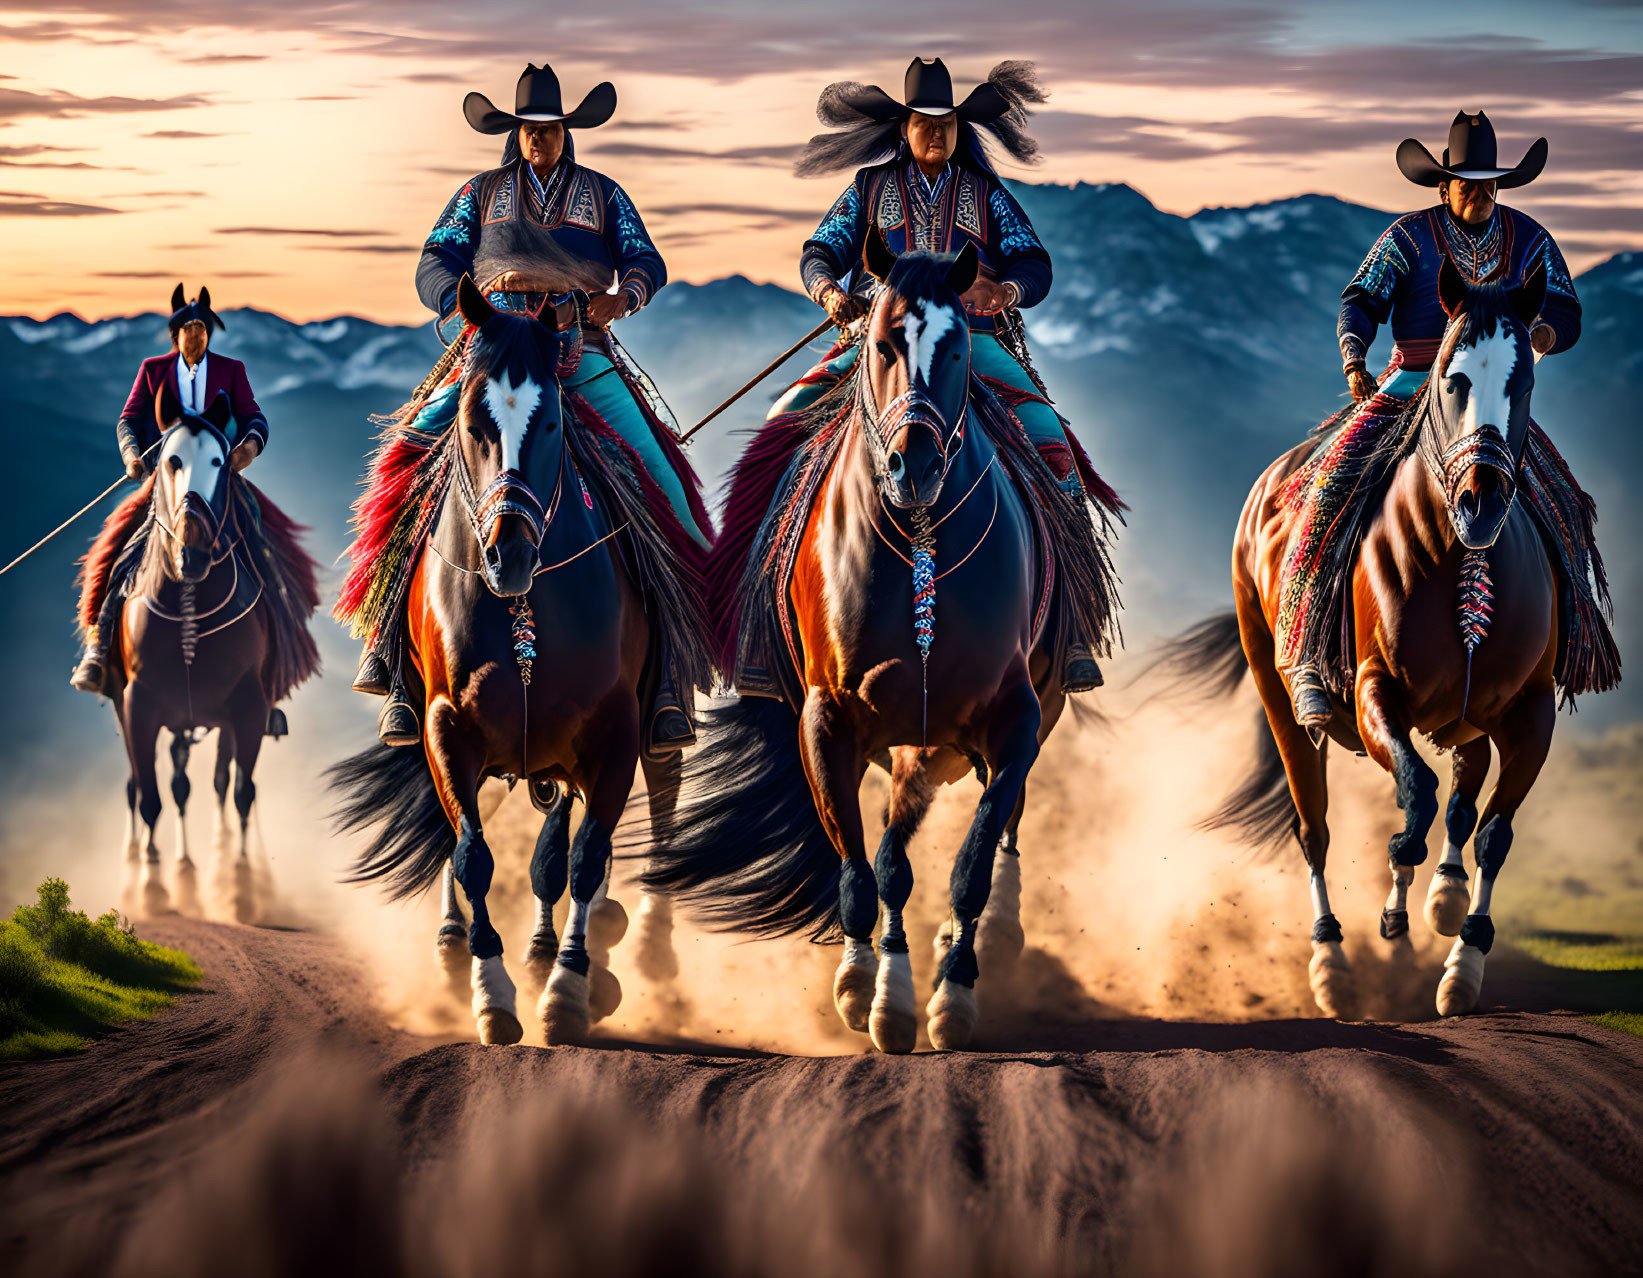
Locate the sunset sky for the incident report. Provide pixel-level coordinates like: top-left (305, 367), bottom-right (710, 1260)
top-left (3, 0), bottom-right (1640, 324)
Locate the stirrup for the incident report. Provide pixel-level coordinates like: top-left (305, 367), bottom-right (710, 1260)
top-left (353, 649), bottom-right (391, 696)
top-left (378, 687), bottom-right (421, 748)
top-left (1061, 642), bottom-right (1103, 694)
top-left (70, 653), bottom-right (106, 695)
top-left (1287, 663), bottom-right (1333, 729)
top-left (644, 665), bottom-right (695, 758)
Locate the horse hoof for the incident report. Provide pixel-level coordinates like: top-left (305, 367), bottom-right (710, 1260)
top-left (142, 876), bottom-right (171, 918)
top-left (523, 935), bottom-right (559, 993)
top-left (232, 858), bottom-right (256, 925)
top-left (541, 965), bottom-right (591, 1046)
top-left (588, 896), bottom-right (629, 951)
top-left (833, 939), bottom-right (877, 1033)
top-left (176, 861), bottom-right (203, 918)
top-left (634, 896), bottom-right (680, 983)
top-left (926, 980), bottom-right (978, 1051)
top-left (868, 950), bottom-right (917, 1055)
top-left (437, 927), bottom-right (469, 998)
top-left (1436, 940), bottom-right (1485, 1017)
top-left (589, 963), bottom-right (622, 1023)
top-left (1379, 907), bottom-right (1409, 941)
top-left (1425, 874), bottom-right (1470, 937)
top-left (476, 1007), bottom-right (523, 1046)
top-left (1308, 940), bottom-right (1358, 1020)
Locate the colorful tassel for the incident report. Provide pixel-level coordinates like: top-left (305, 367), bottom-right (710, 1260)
top-left (1456, 548), bottom-right (1492, 716)
top-left (511, 595), bottom-right (536, 686)
top-left (911, 506), bottom-right (935, 742)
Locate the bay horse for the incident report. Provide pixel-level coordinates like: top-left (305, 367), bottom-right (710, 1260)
top-left (1174, 260), bottom-right (1568, 1018)
top-left (646, 237), bottom-right (1108, 1053)
top-left (331, 275), bottom-right (691, 1046)
top-left (100, 390), bottom-right (319, 922)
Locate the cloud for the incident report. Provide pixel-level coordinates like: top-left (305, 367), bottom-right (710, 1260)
top-left (0, 196), bottom-right (122, 216)
top-left (0, 144), bottom-right (85, 157)
top-left (177, 54), bottom-right (267, 64)
top-left (584, 140), bottom-right (803, 167)
top-left (298, 242), bottom-right (418, 253)
top-left (647, 201), bottom-right (818, 228)
top-left (214, 225), bottom-right (393, 236)
top-left (144, 129), bottom-right (230, 139)
top-left (0, 86), bottom-right (210, 121)
top-left (397, 72), bottom-right (470, 84)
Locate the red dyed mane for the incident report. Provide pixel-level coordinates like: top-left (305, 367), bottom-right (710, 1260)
top-left (77, 475), bottom-right (155, 635)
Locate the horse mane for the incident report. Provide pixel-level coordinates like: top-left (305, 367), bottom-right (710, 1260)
top-left (795, 61), bottom-right (1046, 179)
top-left (77, 475), bottom-right (155, 635)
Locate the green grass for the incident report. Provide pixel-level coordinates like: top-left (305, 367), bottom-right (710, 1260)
top-left (0, 878), bottom-right (201, 1061)
top-left (1587, 1011), bottom-right (1643, 1038)
top-left (1511, 930), bottom-right (1643, 973)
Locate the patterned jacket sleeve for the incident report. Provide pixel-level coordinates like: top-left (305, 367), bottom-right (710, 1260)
top-left (799, 175), bottom-right (866, 304)
top-left (416, 179), bottom-right (481, 322)
top-left (228, 360), bottom-right (268, 452)
top-left (1522, 218), bottom-right (1582, 354)
top-left (116, 361), bottom-right (157, 464)
top-left (601, 178), bottom-right (667, 314)
top-left (1338, 219), bottom-right (1413, 367)
top-left (986, 181), bottom-right (1052, 308)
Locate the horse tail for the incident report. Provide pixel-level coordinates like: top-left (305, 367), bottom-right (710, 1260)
top-left (1148, 611), bottom-right (1299, 852)
top-left (328, 744), bottom-right (453, 899)
top-left (640, 697), bottom-right (842, 941)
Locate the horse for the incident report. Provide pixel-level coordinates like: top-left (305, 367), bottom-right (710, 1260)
top-left (98, 390), bottom-right (319, 923)
top-left (1169, 259), bottom-right (1572, 1018)
top-left (330, 275), bottom-right (695, 1047)
top-left (644, 235), bottom-right (1116, 1053)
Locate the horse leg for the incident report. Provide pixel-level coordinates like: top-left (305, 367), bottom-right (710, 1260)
top-left (225, 687), bottom-right (267, 926)
top-left (976, 787), bottom-right (1028, 974)
top-left (799, 692), bottom-right (873, 1035)
top-left (1425, 737), bottom-right (1491, 937)
top-left (1438, 690), bottom-right (1554, 1016)
top-left (1236, 596), bottom-right (1347, 1018)
top-left (169, 732), bottom-right (201, 916)
top-left (426, 705), bottom-right (520, 1046)
top-left (633, 751), bottom-right (682, 984)
top-left (124, 692), bottom-right (169, 916)
top-left (120, 774), bottom-right (142, 917)
top-left (435, 862), bottom-right (470, 998)
top-left (928, 675), bottom-right (1042, 1051)
top-left (542, 714), bottom-right (640, 1045)
top-left (522, 783), bottom-right (573, 994)
top-left (209, 728), bottom-right (235, 914)
top-left (868, 749), bottom-right (935, 1054)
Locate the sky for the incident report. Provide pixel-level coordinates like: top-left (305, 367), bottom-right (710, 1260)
top-left (2, 0), bottom-right (1640, 324)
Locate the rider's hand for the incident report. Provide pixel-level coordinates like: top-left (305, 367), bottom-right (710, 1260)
top-left (961, 278), bottom-right (1010, 315)
top-left (584, 292), bottom-right (630, 328)
top-left (124, 454), bottom-right (146, 480)
top-left (1346, 367), bottom-right (1377, 403)
top-left (822, 287), bottom-right (868, 325)
top-left (230, 437), bottom-right (261, 472)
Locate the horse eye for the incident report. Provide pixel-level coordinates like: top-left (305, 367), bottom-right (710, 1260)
top-left (167, 455), bottom-right (183, 471)
top-left (876, 339), bottom-right (895, 362)
top-left (211, 457), bottom-right (222, 467)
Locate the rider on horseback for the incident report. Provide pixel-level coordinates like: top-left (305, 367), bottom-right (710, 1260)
top-left (772, 58), bottom-right (1106, 694)
top-left (350, 63), bottom-right (712, 754)
top-left (1278, 110), bottom-right (1602, 726)
top-left (71, 284), bottom-right (267, 696)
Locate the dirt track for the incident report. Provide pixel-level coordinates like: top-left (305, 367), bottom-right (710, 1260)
top-left (2, 917), bottom-right (1642, 1278)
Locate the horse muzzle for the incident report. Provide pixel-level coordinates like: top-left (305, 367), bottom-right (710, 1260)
top-left (172, 499), bottom-right (219, 582)
top-left (1442, 429), bottom-right (1517, 550)
top-left (478, 472), bottom-right (544, 597)
top-left (880, 415), bottom-right (948, 510)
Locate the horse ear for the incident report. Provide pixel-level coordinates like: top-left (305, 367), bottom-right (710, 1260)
top-left (197, 285), bottom-right (211, 313)
top-left (457, 274), bottom-right (496, 328)
top-left (863, 226), bottom-right (898, 283)
top-left (203, 390), bottom-right (232, 432)
top-left (1510, 262), bottom-right (1547, 331)
top-left (170, 283), bottom-right (186, 313)
top-left (157, 380), bottom-right (182, 428)
top-left (945, 242), bottom-right (979, 297)
top-left (1437, 256), bottom-right (1468, 320)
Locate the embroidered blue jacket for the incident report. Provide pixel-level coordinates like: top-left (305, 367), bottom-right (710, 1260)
top-left (799, 159), bottom-right (1052, 334)
top-left (417, 158), bottom-right (666, 337)
top-left (1338, 204), bottom-right (1580, 371)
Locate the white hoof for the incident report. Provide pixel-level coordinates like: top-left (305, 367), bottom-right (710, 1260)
top-left (1308, 939), bottom-right (1358, 1020)
top-left (633, 893), bottom-right (680, 983)
top-left (588, 963), bottom-right (622, 1024)
top-left (977, 855), bottom-right (1025, 972)
top-left (471, 955), bottom-right (519, 1045)
top-left (587, 895), bottom-right (629, 952)
top-left (1436, 940), bottom-right (1485, 1017)
top-left (868, 949), bottom-right (917, 1055)
top-left (541, 964), bottom-right (591, 1046)
top-left (833, 937), bottom-right (878, 1033)
top-left (1425, 872), bottom-right (1471, 937)
top-left (926, 979), bottom-right (978, 1051)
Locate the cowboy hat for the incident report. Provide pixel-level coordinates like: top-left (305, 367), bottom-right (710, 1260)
top-left (463, 63), bottom-right (616, 134)
top-left (1396, 110), bottom-right (1547, 190)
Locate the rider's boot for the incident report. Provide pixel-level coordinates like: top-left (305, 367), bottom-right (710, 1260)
top-left (353, 648), bottom-right (392, 696)
top-left (265, 707), bottom-right (289, 739)
top-left (1286, 661), bottom-right (1333, 729)
top-left (378, 680), bottom-right (421, 748)
top-left (70, 627), bottom-right (107, 695)
top-left (1061, 641), bottom-right (1103, 694)
top-left (645, 644), bottom-right (695, 759)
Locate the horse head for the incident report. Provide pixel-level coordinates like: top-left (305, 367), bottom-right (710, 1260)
top-left (453, 274), bottom-right (570, 597)
top-left (1425, 257), bottom-right (1546, 550)
top-left (154, 387), bottom-right (234, 582)
top-left (859, 230), bottom-right (978, 509)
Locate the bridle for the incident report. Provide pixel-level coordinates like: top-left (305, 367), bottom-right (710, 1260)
top-left (856, 296), bottom-right (967, 496)
top-left (150, 423), bottom-right (238, 572)
top-left (1416, 321), bottom-right (1527, 521)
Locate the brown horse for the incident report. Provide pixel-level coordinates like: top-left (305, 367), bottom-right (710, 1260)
top-left (100, 391), bottom-right (319, 922)
top-left (645, 239), bottom-right (1117, 1053)
top-left (1172, 261), bottom-right (1571, 1018)
top-left (331, 276), bottom-right (698, 1046)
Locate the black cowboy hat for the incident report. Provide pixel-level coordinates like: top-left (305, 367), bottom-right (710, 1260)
top-left (1396, 110), bottom-right (1547, 190)
top-left (463, 63), bottom-right (616, 134)
top-left (843, 57), bottom-right (1011, 125)
top-left (168, 282), bottom-right (224, 336)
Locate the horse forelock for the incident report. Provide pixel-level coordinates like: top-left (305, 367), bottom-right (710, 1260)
top-left (464, 311), bottom-right (557, 392)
